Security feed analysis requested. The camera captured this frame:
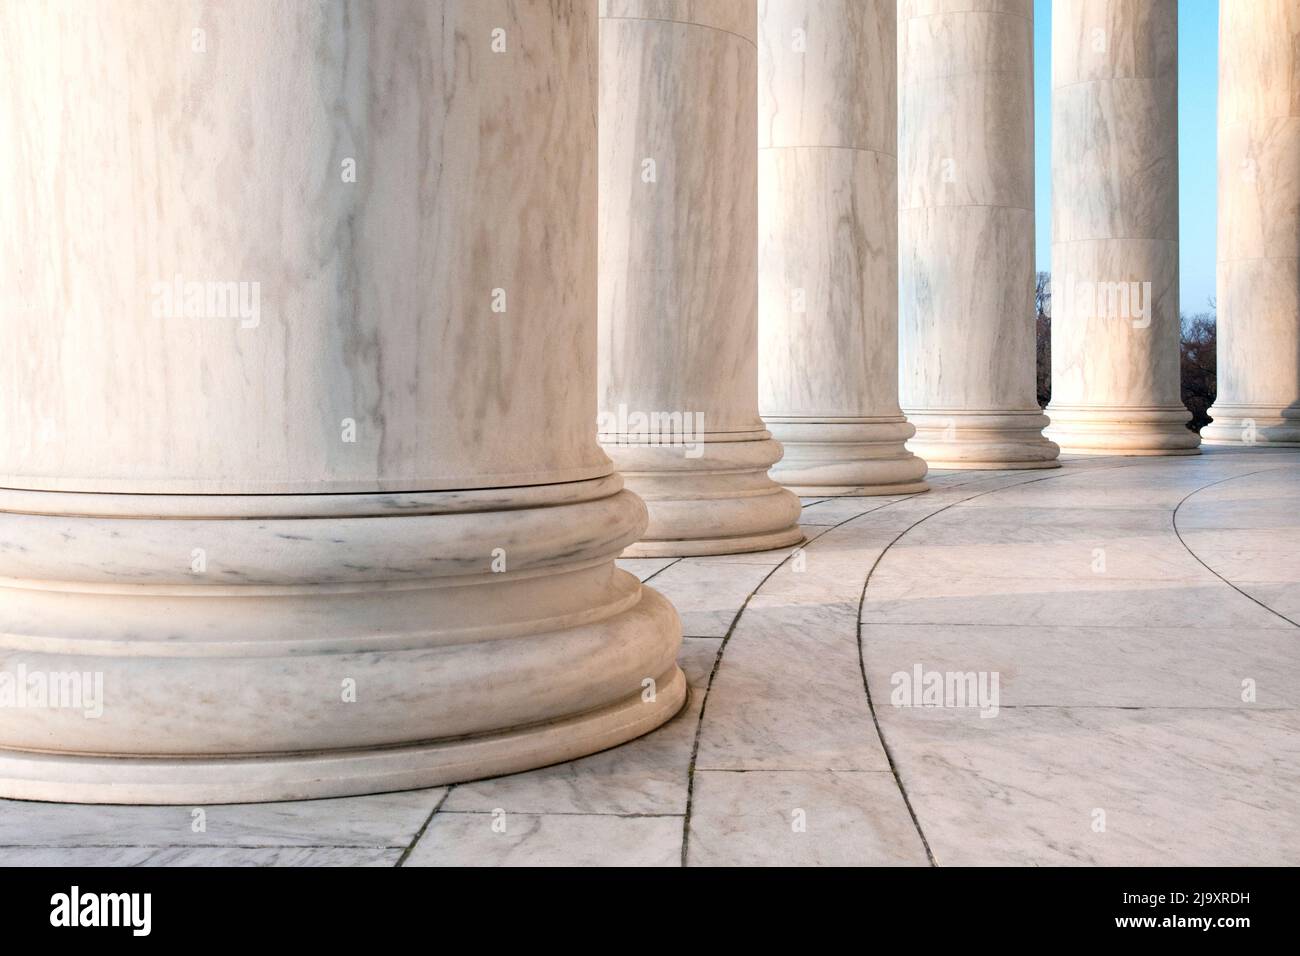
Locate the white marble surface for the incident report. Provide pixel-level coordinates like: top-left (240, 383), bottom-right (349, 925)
top-left (0, 0), bottom-right (684, 804)
top-left (0, 0), bottom-right (608, 493)
top-left (1046, 0), bottom-right (1198, 455)
top-left (898, 0), bottom-right (1058, 468)
top-left (4, 450), bottom-right (1299, 864)
top-left (598, 1), bottom-right (802, 553)
top-left (1203, 0), bottom-right (1300, 446)
top-left (757, 0), bottom-right (927, 494)
top-left (0, 789), bottom-right (445, 849)
top-left (687, 770), bottom-right (928, 866)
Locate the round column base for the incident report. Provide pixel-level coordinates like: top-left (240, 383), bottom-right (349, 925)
top-left (0, 476), bottom-right (684, 804)
top-left (1044, 405), bottom-right (1201, 456)
top-left (903, 409), bottom-right (1061, 470)
top-left (604, 436), bottom-right (804, 556)
top-left (765, 419), bottom-right (930, 495)
top-left (1201, 404), bottom-right (1300, 447)
top-left (0, 664), bottom-right (686, 806)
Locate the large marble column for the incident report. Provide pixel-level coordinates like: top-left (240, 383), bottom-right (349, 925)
top-left (756, 0), bottom-right (928, 494)
top-left (1046, 0), bottom-right (1199, 455)
top-left (0, 0), bottom-right (684, 804)
top-left (1202, 0), bottom-right (1300, 446)
top-left (898, 0), bottom-right (1059, 469)
top-left (598, 0), bottom-right (803, 554)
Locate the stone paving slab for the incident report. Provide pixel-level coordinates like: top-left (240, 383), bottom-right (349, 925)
top-left (0, 846), bottom-right (403, 867)
top-left (687, 770), bottom-right (929, 866)
top-left (0, 789), bottom-right (443, 848)
top-left (872, 705), bottom-right (1300, 866)
top-left (406, 812), bottom-right (682, 867)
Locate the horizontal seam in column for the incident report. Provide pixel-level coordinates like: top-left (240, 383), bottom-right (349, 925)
top-left (900, 203), bottom-right (1033, 213)
top-left (901, 69), bottom-right (1031, 82)
top-left (758, 145), bottom-right (893, 159)
top-left (599, 15), bottom-right (755, 49)
top-left (1218, 117), bottom-right (1300, 129)
top-left (1051, 75), bottom-right (1175, 94)
top-left (901, 10), bottom-right (1031, 25)
top-left (1218, 255), bottom-right (1300, 264)
top-left (1051, 236), bottom-right (1178, 244)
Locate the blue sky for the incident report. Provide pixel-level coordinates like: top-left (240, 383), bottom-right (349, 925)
top-left (1034, 0), bottom-right (1219, 316)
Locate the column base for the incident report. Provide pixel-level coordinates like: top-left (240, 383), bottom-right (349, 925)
top-left (903, 409), bottom-right (1061, 470)
top-left (604, 436), bottom-right (804, 556)
top-left (1045, 405), bottom-right (1201, 455)
top-left (0, 475), bottom-right (684, 804)
top-left (1201, 403), bottom-right (1300, 446)
top-left (0, 663), bottom-right (685, 805)
top-left (764, 419), bottom-right (929, 495)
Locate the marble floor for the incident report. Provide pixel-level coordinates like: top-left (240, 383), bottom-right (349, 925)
top-left (2, 446), bottom-right (1297, 866)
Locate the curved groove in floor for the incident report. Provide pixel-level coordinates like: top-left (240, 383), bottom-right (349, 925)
top-left (1172, 465), bottom-right (1300, 628)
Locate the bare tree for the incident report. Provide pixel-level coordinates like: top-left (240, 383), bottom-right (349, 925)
top-left (1181, 300), bottom-right (1217, 432)
top-left (1035, 271), bottom-right (1051, 408)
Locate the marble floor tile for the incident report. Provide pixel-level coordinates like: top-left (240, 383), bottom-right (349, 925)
top-left (644, 558), bottom-right (776, 635)
top-left (861, 623), bottom-right (1300, 708)
top-left (406, 812), bottom-right (682, 867)
top-left (874, 706), bottom-right (1300, 866)
top-left (1179, 544), bottom-right (1300, 583)
top-left (882, 533), bottom-right (1207, 581)
top-left (1219, 581), bottom-right (1300, 622)
top-left (860, 577), bottom-right (1288, 628)
top-left (684, 524), bottom-right (836, 566)
top-left (616, 556), bottom-right (680, 582)
top-left (686, 770), bottom-right (928, 866)
top-left (798, 496), bottom-right (906, 526)
top-left (0, 846), bottom-right (402, 866)
top-left (695, 605), bottom-right (889, 772)
top-left (0, 789), bottom-right (445, 848)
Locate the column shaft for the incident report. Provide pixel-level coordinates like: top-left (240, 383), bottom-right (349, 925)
top-left (1046, 0), bottom-right (1198, 454)
top-left (0, 0), bottom-right (683, 804)
top-left (1202, 0), bottom-right (1300, 446)
top-left (756, 0), bottom-right (928, 494)
top-left (898, 0), bottom-right (1059, 469)
top-left (598, 0), bottom-right (803, 554)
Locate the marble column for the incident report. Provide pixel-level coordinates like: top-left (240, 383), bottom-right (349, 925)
top-left (1202, 0), bottom-right (1300, 446)
top-left (0, 0), bottom-right (684, 804)
top-left (1046, 0), bottom-right (1199, 455)
top-left (756, 1), bottom-right (928, 494)
top-left (898, 0), bottom-right (1059, 469)
top-left (598, 0), bottom-right (804, 554)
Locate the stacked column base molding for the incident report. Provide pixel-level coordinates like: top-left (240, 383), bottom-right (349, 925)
top-left (1201, 407), bottom-right (1300, 447)
top-left (1045, 408), bottom-right (1202, 456)
top-left (764, 420), bottom-right (929, 497)
top-left (0, 481), bottom-right (682, 804)
top-left (905, 411), bottom-right (1061, 470)
top-left (603, 440), bottom-right (803, 557)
